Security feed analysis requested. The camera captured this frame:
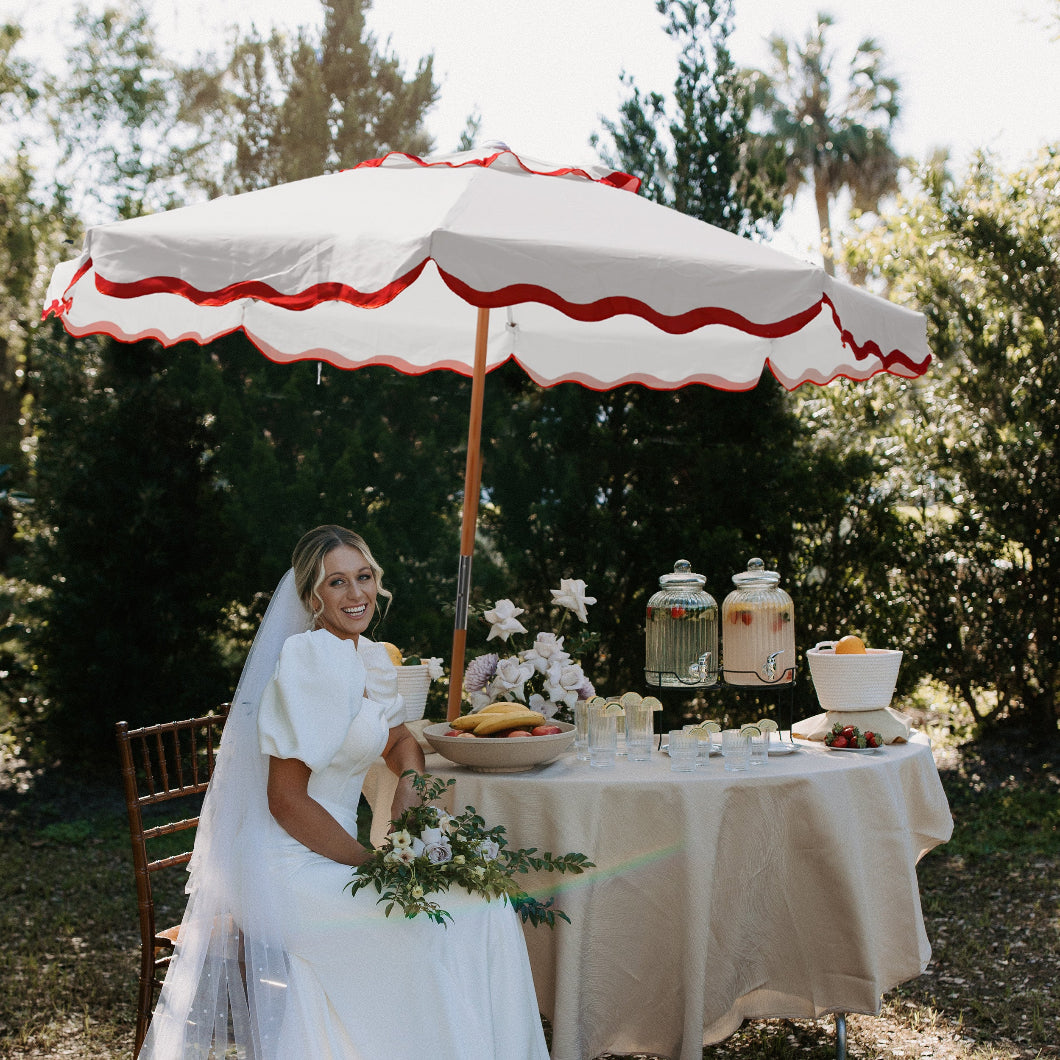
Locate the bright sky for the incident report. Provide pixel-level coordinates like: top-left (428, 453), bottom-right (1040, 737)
top-left (12, 0), bottom-right (1060, 256)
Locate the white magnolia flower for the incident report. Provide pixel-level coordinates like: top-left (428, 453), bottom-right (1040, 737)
top-left (426, 656), bottom-right (445, 680)
top-left (484, 599), bottom-right (528, 641)
top-left (420, 827), bottom-right (443, 847)
top-left (550, 578), bottom-right (596, 623)
top-left (411, 837), bottom-right (426, 857)
top-left (390, 829), bottom-right (413, 850)
top-left (521, 632), bottom-right (569, 674)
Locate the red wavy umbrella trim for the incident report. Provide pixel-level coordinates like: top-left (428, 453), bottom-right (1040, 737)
top-left (352, 149), bottom-right (642, 193)
top-left (52, 255), bottom-right (929, 380)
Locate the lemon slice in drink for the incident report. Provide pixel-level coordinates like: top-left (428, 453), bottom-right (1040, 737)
top-left (641, 696), bottom-right (664, 711)
top-left (700, 720), bottom-right (722, 734)
top-left (620, 691), bottom-right (643, 709)
top-left (757, 719), bottom-right (779, 733)
top-left (739, 724), bottom-right (762, 737)
top-left (602, 700), bottom-right (625, 717)
top-left (685, 724), bottom-right (710, 737)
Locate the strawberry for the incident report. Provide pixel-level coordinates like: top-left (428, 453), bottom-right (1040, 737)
top-left (831, 735), bottom-right (848, 748)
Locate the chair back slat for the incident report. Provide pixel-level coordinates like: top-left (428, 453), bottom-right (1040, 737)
top-left (115, 704), bottom-right (230, 1058)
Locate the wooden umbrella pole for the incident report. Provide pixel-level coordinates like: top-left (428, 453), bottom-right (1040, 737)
top-left (447, 306), bottom-right (490, 721)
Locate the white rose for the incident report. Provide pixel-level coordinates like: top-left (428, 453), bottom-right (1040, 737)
top-left (493, 656), bottom-right (534, 699)
top-left (483, 599), bottom-right (529, 642)
top-left (521, 632), bottom-right (569, 674)
top-left (476, 838), bottom-right (500, 861)
top-left (550, 578), bottom-right (596, 623)
top-left (425, 840), bottom-right (453, 864)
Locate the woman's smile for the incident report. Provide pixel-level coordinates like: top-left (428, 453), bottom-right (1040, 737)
top-left (315, 545), bottom-right (379, 642)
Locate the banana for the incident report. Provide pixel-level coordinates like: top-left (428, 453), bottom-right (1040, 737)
top-left (477, 701), bottom-right (535, 715)
top-left (449, 714), bottom-right (483, 731)
top-left (473, 711), bottom-right (545, 736)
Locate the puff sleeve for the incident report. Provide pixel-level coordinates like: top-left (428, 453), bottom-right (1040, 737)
top-left (358, 638), bottom-right (405, 728)
top-left (258, 629), bottom-right (367, 772)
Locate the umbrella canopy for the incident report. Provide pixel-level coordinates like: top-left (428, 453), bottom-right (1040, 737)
top-left (44, 145), bottom-right (931, 715)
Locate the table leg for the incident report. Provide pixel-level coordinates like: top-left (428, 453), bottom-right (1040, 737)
top-left (835, 1013), bottom-right (847, 1060)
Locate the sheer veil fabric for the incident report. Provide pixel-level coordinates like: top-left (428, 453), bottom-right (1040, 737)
top-left (140, 569), bottom-right (310, 1059)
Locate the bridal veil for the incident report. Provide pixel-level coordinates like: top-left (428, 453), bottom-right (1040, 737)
top-left (139, 569), bottom-right (309, 1059)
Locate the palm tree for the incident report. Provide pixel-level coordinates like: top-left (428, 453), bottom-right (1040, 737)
top-left (752, 12), bottom-right (901, 274)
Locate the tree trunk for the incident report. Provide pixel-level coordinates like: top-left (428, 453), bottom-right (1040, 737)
top-left (813, 173), bottom-right (835, 276)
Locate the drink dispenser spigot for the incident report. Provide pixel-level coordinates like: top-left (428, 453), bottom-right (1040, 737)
top-left (644, 560), bottom-right (719, 688)
top-left (721, 558), bottom-right (796, 686)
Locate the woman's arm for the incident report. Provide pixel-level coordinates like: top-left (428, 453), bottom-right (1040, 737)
top-left (266, 756), bottom-right (369, 866)
top-left (381, 723), bottom-right (426, 821)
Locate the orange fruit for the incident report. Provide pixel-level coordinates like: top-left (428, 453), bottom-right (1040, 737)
top-left (382, 642), bottom-right (404, 666)
top-left (835, 635), bottom-right (867, 654)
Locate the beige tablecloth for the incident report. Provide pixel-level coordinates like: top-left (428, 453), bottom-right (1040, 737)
top-left (365, 734), bottom-right (952, 1060)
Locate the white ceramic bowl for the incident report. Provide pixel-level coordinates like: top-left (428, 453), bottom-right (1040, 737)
top-left (806, 642), bottom-right (903, 712)
top-left (423, 721), bottom-right (575, 772)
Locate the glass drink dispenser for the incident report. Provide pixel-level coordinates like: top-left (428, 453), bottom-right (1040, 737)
top-left (644, 560), bottom-right (719, 688)
top-left (721, 558), bottom-right (796, 686)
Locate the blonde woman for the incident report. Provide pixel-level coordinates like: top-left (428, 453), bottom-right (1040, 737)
top-left (139, 525), bottom-right (548, 1060)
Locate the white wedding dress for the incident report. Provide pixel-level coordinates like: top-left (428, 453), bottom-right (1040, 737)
top-left (256, 629), bottom-right (550, 1060)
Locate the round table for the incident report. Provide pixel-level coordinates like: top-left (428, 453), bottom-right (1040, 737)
top-left (367, 733), bottom-right (952, 1060)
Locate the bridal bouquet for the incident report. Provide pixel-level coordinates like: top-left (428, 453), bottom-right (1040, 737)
top-left (464, 578), bottom-right (600, 722)
top-left (347, 772), bottom-right (593, 927)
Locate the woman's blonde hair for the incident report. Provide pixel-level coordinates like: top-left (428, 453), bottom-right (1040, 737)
top-left (292, 525), bottom-right (393, 626)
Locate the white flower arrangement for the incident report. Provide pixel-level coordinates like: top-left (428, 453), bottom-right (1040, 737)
top-left (347, 773), bottom-right (593, 926)
top-left (464, 579), bottom-right (599, 721)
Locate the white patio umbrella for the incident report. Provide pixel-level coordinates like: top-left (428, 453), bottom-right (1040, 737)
top-left (44, 144), bottom-right (930, 717)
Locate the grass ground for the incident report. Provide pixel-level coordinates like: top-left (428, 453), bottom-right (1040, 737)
top-left (1, 724), bottom-right (1056, 1060)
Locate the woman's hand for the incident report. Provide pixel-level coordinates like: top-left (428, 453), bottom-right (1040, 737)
top-left (381, 723), bottom-right (426, 822)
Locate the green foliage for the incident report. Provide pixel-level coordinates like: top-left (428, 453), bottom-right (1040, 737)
top-left (22, 329), bottom-right (237, 762)
top-left (750, 12), bottom-right (901, 273)
top-left (346, 771), bottom-right (592, 928)
top-left (845, 147), bottom-right (1060, 732)
top-left (225, 0), bottom-right (437, 191)
top-left (595, 0), bottom-right (785, 237)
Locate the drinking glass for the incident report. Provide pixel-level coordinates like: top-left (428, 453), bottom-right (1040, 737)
top-left (573, 699), bottom-right (592, 761)
top-left (625, 702), bottom-right (654, 762)
top-left (668, 729), bottom-right (698, 773)
top-left (722, 728), bottom-right (752, 772)
top-left (588, 708), bottom-right (617, 769)
top-left (750, 729), bottom-right (769, 767)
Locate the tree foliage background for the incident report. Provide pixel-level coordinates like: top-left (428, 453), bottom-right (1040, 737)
top-left (1, 0), bottom-right (1057, 773)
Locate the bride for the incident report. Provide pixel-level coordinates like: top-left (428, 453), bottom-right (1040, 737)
top-left (139, 525), bottom-right (550, 1059)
